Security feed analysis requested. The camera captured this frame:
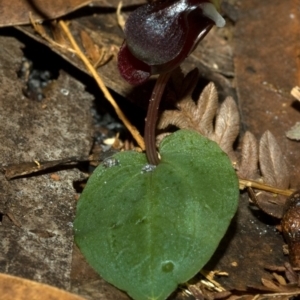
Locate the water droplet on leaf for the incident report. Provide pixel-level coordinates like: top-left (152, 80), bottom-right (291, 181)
top-left (161, 261), bottom-right (174, 273)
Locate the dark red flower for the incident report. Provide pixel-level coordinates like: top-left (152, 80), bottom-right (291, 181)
top-left (117, 0), bottom-right (225, 85)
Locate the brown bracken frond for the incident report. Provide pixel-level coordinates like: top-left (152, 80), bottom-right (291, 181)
top-left (158, 71), bottom-right (239, 163)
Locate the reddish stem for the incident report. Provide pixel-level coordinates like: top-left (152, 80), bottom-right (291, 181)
top-left (144, 72), bottom-right (171, 165)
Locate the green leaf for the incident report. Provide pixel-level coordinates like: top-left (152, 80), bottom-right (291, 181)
top-left (74, 129), bottom-right (239, 300)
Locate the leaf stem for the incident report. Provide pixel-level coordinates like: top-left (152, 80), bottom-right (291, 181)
top-left (144, 73), bottom-right (171, 165)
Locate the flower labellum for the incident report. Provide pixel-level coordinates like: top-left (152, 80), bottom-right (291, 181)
top-left (117, 0), bottom-right (225, 85)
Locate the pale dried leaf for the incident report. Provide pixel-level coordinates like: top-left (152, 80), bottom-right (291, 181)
top-left (80, 30), bottom-right (101, 65)
top-left (158, 71), bottom-right (200, 131)
top-left (158, 75), bottom-right (239, 164)
top-left (196, 82), bottom-right (219, 136)
top-left (237, 131), bottom-right (258, 179)
top-left (177, 82), bottom-right (218, 136)
top-left (291, 86), bottom-right (300, 101)
top-left (286, 122), bottom-right (300, 141)
top-left (254, 131), bottom-right (290, 218)
top-left (261, 278), bottom-right (280, 291)
top-left (259, 131), bottom-right (289, 189)
top-left (272, 273), bottom-right (287, 286)
top-left (158, 110), bottom-right (191, 130)
top-left (255, 192), bottom-right (287, 219)
top-left (158, 80), bottom-right (219, 137)
top-left (176, 98), bottom-right (198, 126)
top-left (211, 97), bottom-right (240, 162)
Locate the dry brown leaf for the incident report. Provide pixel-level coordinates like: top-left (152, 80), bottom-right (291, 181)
top-left (284, 263), bottom-right (299, 284)
top-left (179, 82), bottom-right (219, 135)
top-left (0, 273), bottom-right (85, 300)
top-left (196, 82), bottom-right (219, 137)
top-left (0, 0), bottom-right (146, 27)
top-left (158, 69), bottom-right (204, 131)
top-left (258, 268), bottom-right (300, 296)
top-left (80, 30), bottom-right (102, 65)
top-left (80, 28), bottom-right (114, 69)
top-left (188, 283), bottom-right (231, 300)
top-left (29, 15), bottom-right (75, 53)
top-left (210, 96), bottom-right (240, 163)
top-left (261, 278), bottom-right (281, 292)
top-left (254, 131), bottom-right (290, 218)
top-left (259, 131), bottom-right (289, 189)
top-left (272, 273), bottom-right (287, 286)
top-left (0, 0), bottom-right (93, 27)
top-left (187, 285), bottom-right (206, 300)
top-left (158, 75), bottom-right (239, 162)
top-left (237, 131), bottom-right (258, 180)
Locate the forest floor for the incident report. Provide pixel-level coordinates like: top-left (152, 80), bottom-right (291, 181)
top-left (0, 0), bottom-right (300, 300)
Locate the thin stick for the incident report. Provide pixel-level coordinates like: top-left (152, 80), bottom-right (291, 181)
top-left (144, 72), bottom-right (171, 165)
top-left (251, 291), bottom-right (300, 299)
top-left (239, 178), bottom-right (294, 196)
top-left (58, 20), bottom-right (145, 150)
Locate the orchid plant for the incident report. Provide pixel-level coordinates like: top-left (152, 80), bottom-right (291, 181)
top-left (117, 0), bottom-right (225, 164)
top-left (74, 3), bottom-right (240, 300)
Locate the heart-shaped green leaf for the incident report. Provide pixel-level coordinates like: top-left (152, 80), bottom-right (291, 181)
top-left (74, 130), bottom-right (239, 300)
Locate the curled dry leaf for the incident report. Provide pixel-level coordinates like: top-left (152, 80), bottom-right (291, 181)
top-left (158, 70), bottom-right (239, 163)
top-left (254, 131), bottom-right (290, 218)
